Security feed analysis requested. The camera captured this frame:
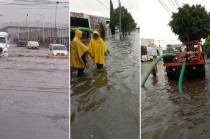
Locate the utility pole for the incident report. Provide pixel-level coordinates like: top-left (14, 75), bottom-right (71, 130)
top-left (156, 40), bottom-right (164, 47)
top-left (39, 14), bottom-right (45, 42)
top-left (55, 1), bottom-right (59, 41)
top-left (119, 0), bottom-right (122, 40)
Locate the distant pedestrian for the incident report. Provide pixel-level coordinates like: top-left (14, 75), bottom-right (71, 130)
top-left (70, 29), bottom-right (94, 77)
top-left (88, 31), bottom-right (108, 70)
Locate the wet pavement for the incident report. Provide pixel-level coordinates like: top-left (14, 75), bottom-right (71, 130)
top-left (71, 31), bottom-right (140, 139)
top-left (141, 59), bottom-right (210, 139)
top-left (0, 45), bottom-right (69, 139)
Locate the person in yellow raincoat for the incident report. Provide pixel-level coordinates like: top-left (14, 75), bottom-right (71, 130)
top-left (70, 29), bottom-right (93, 76)
top-left (150, 58), bottom-right (158, 77)
top-left (88, 31), bottom-right (108, 70)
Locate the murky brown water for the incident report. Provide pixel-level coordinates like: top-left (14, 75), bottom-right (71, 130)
top-left (0, 45), bottom-right (68, 139)
top-left (141, 60), bottom-right (210, 139)
top-left (71, 31), bottom-right (140, 139)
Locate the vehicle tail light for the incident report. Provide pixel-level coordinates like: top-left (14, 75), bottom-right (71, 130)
top-left (172, 68), bottom-right (176, 71)
top-left (193, 66), bottom-right (196, 70)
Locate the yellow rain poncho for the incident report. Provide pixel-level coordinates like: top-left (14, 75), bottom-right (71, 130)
top-left (70, 30), bottom-right (88, 68)
top-left (88, 31), bottom-right (108, 66)
top-left (150, 60), bottom-right (158, 75)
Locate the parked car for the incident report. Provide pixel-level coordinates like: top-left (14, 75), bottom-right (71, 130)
top-left (26, 41), bottom-right (39, 49)
top-left (17, 40), bottom-right (27, 47)
top-left (0, 32), bottom-right (9, 57)
top-left (49, 44), bottom-right (68, 58)
top-left (141, 55), bottom-right (148, 62)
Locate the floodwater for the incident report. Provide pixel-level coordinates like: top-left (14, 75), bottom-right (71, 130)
top-left (141, 60), bottom-right (210, 139)
top-left (0, 45), bottom-right (69, 139)
top-left (71, 31), bottom-right (140, 139)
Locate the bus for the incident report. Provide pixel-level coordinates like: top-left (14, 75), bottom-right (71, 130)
top-left (70, 13), bottom-right (92, 45)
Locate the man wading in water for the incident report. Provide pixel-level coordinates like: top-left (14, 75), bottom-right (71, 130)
top-left (150, 57), bottom-right (158, 77)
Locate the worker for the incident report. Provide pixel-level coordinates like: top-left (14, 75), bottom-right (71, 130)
top-left (88, 31), bottom-right (108, 70)
top-left (150, 58), bottom-right (158, 77)
top-left (70, 29), bottom-right (94, 77)
top-left (163, 66), bottom-right (166, 72)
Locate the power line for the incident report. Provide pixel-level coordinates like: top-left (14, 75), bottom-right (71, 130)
top-left (174, 0), bottom-right (180, 8)
top-left (168, 0), bottom-right (177, 12)
top-left (158, 0), bottom-right (172, 15)
top-left (96, 0), bottom-right (109, 9)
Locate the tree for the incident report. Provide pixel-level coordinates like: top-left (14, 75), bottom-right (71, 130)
top-left (166, 44), bottom-right (174, 53)
top-left (204, 37), bottom-right (210, 56)
top-left (113, 6), bottom-right (137, 38)
top-left (99, 23), bottom-right (105, 39)
top-left (110, 0), bottom-right (115, 36)
top-left (169, 4), bottom-right (210, 43)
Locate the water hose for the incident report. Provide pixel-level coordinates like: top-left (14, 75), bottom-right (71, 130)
top-left (178, 60), bottom-right (186, 93)
top-left (141, 53), bottom-right (176, 87)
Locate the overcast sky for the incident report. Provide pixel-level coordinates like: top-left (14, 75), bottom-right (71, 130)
top-left (140, 0), bottom-right (210, 47)
top-left (0, 0), bottom-right (68, 27)
top-left (70, 0), bottom-right (140, 26)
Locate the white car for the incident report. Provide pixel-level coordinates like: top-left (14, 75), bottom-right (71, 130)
top-left (0, 32), bottom-right (9, 57)
top-left (26, 41), bottom-right (39, 49)
top-left (141, 55), bottom-right (148, 62)
top-left (49, 44), bottom-right (68, 58)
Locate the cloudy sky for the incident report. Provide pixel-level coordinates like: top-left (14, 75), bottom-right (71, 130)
top-left (0, 0), bottom-right (68, 27)
top-left (70, 0), bottom-right (140, 26)
top-left (140, 0), bottom-right (210, 47)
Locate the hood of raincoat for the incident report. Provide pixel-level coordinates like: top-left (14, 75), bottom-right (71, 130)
top-left (88, 32), bottom-right (108, 66)
top-left (93, 31), bottom-right (99, 36)
top-left (75, 29), bottom-right (83, 39)
top-left (71, 29), bottom-right (88, 68)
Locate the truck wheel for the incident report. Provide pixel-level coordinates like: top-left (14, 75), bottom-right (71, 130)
top-left (166, 67), bottom-right (173, 79)
top-left (201, 66), bottom-right (205, 78)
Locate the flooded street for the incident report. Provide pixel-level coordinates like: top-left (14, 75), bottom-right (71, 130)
top-left (141, 60), bottom-right (210, 139)
top-left (71, 31), bottom-right (140, 139)
top-left (0, 45), bottom-right (68, 139)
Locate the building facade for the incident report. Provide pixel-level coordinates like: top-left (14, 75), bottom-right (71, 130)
top-left (141, 38), bottom-right (155, 47)
top-left (70, 12), bottom-right (111, 38)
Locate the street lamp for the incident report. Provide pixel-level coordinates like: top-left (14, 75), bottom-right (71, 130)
top-left (39, 14), bottom-right (45, 43)
top-left (26, 14), bottom-right (29, 41)
top-left (55, 1), bottom-right (59, 40)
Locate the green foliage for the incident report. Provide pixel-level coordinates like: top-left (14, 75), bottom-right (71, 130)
top-left (110, 0), bottom-right (115, 35)
top-left (141, 46), bottom-right (147, 55)
top-left (204, 37), bottom-right (210, 54)
top-left (169, 4), bottom-right (210, 43)
top-left (115, 7), bottom-right (137, 37)
top-left (166, 44), bottom-right (174, 53)
top-left (99, 23), bottom-right (105, 39)
top-left (110, 0), bottom-right (114, 15)
top-left (110, 4), bottom-right (137, 37)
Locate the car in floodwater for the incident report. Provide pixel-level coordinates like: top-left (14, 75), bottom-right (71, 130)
top-left (0, 32), bottom-right (9, 57)
top-left (26, 41), bottom-right (39, 49)
top-left (49, 44), bottom-right (68, 58)
top-left (17, 40), bottom-right (27, 47)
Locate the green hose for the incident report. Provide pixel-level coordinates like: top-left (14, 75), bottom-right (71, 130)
top-left (141, 53), bottom-right (176, 87)
top-left (178, 60), bottom-right (186, 93)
